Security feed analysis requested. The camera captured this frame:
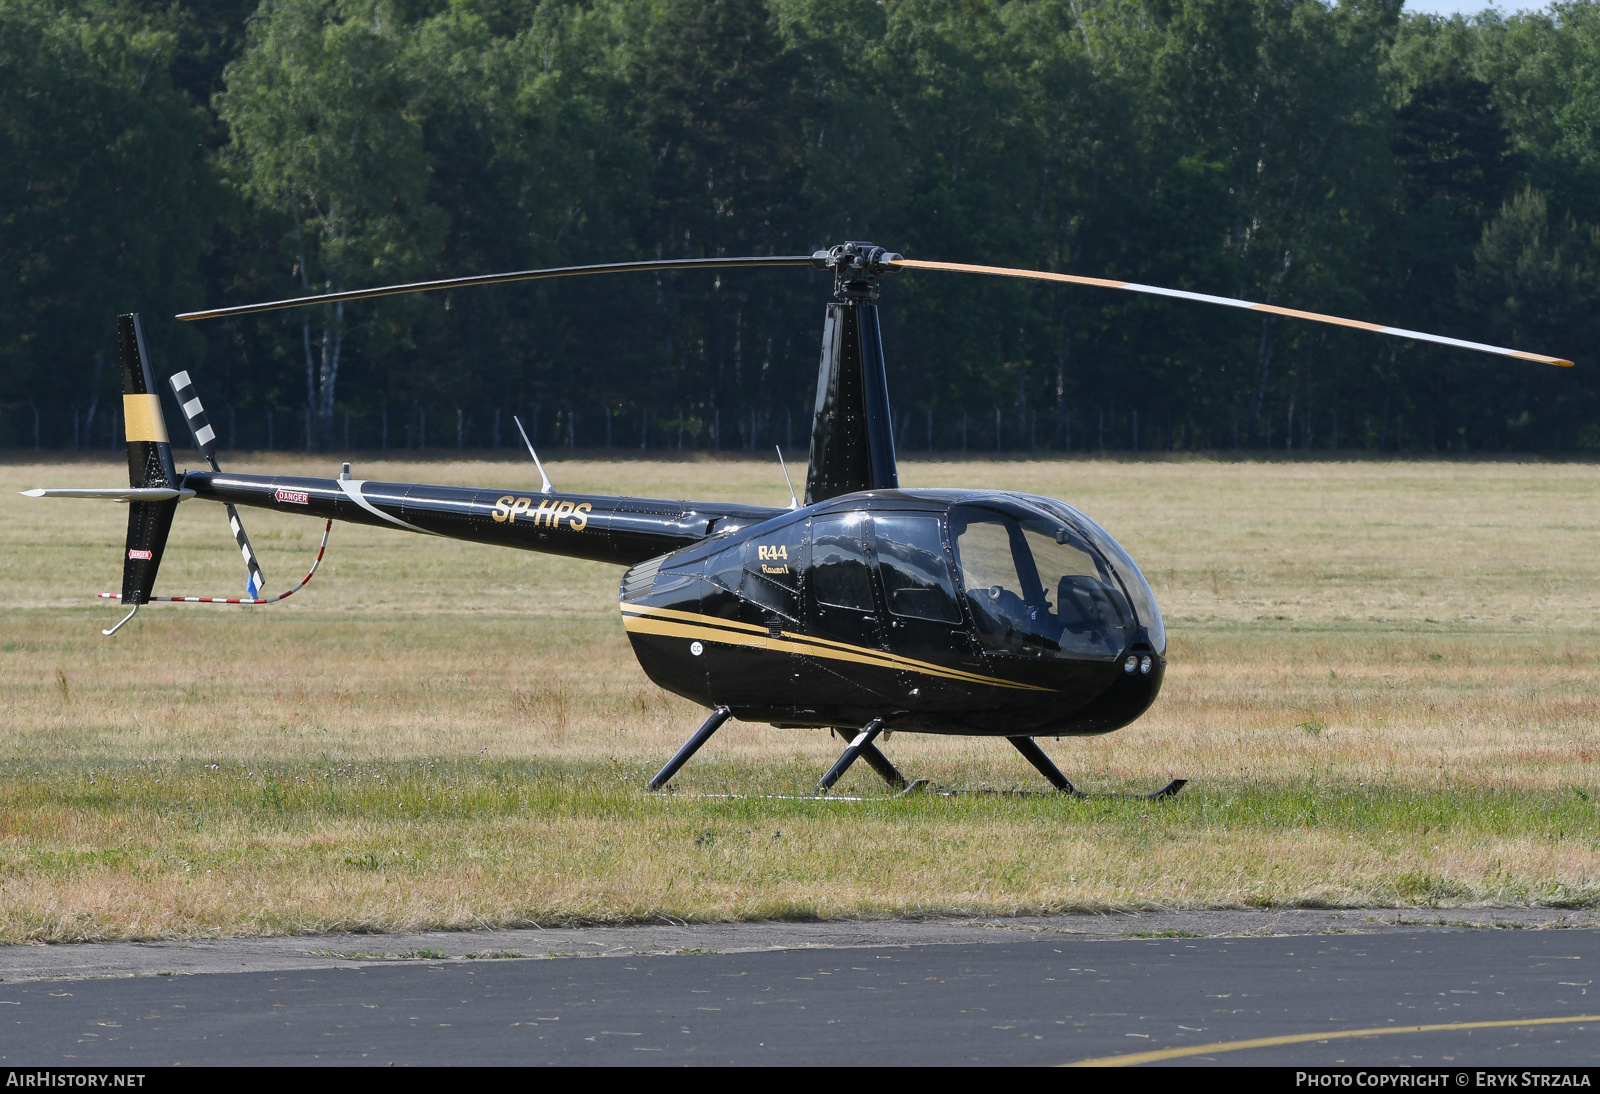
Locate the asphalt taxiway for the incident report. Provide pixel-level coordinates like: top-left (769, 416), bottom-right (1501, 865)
top-left (0, 910), bottom-right (1596, 1066)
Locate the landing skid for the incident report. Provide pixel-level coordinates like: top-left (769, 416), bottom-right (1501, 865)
top-left (661, 779), bottom-right (1183, 803)
top-left (1007, 735), bottom-right (1185, 799)
top-left (1112, 778), bottom-right (1188, 800)
top-left (644, 710), bottom-right (1184, 800)
top-left (680, 779), bottom-right (933, 803)
top-left (922, 779), bottom-right (1188, 800)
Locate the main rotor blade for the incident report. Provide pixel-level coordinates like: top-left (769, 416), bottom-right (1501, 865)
top-left (893, 258), bottom-right (1574, 368)
top-left (176, 255), bottom-right (815, 322)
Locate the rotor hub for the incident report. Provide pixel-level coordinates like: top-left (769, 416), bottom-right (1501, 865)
top-left (811, 242), bottom-right (903, 301)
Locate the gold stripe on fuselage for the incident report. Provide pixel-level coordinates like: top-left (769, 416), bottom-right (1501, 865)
top-left (623, 603), bottom-right (1020, 686)
top-left (620, 603), bottom-right (1053, 692)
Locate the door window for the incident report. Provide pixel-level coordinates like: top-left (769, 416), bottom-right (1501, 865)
top-left (950, 512), bottom-right (1035, 651)
top-left (873, 514), bottom-right (961, 623)
top-left (811, 515), bottom-right (876, 611)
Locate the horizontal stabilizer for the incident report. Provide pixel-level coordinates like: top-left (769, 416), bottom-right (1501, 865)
top-left (22, 487), bottom-right (190, 501)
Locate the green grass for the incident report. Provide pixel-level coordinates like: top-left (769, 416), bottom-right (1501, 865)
top-left (0, 756), bottom-right (1596, 941)
top-left (7, 757), bottom-right (1597, 839)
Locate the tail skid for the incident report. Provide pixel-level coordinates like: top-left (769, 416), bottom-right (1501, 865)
top-left (102, 604), bottom-right (139, 637)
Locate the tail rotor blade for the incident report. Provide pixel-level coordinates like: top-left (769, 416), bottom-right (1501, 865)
top-left (891, 258), bottom-right (1575, 368)
top-left (227, 504), bottom-right (266, 600)
top-left (168, 371), bottom-right (221, 469)
top-left (165, 372), bottom-right (261, 596)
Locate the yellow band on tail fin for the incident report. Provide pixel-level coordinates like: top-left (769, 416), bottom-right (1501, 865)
top-left (122, 394), bottom-right (169, 444)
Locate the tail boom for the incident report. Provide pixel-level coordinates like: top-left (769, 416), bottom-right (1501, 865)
top-left (183, 471), bottom-right (784, 568)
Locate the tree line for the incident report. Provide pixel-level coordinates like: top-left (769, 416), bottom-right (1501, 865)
top-left (4, 0), bottom-right (1599, 455)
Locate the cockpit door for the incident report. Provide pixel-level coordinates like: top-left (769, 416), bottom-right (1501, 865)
top-left (871, 512), bottom-right (977, 701)
top-left (807, 514), bottom-right (887, 652)
top-left (797, 513), bottom-right (898, 716)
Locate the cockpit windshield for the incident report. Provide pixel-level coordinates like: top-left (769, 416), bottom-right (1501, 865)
top-left (949, 504), bottom-right (1134, 659)
top-left (1020, 495), bottom-right (1166, 655)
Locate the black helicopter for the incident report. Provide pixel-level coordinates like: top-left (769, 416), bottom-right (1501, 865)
top-left (26, 242), bottom-right (1570, 796)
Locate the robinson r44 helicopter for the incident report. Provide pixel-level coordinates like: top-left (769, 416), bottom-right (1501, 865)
top-left (26, 243), bottom-right (1571, 796)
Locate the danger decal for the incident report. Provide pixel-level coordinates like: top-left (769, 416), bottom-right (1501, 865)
top-left (128, 549), bottom-right (153, 560)
top-left (275, 488), bottom-right (310, 505)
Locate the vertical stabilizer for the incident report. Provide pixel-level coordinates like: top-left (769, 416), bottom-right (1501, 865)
top-left (118, 314), bottom-right (179, 605)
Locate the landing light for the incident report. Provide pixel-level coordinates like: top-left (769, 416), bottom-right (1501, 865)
top-left (1124, 656), bottom-right (1137, 674)
top-left (1140, 655), bottom-right (1153, 675)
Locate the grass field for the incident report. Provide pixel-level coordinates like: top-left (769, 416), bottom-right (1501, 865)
top-left (1, 452), bottom-right (1598, 940)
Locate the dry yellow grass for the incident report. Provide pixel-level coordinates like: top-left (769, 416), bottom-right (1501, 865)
top-left (0, 452), bottom-right (1597, 939)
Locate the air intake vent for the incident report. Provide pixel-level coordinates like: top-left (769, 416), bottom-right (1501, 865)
top-left (620, 555), bottom-right (667, 602)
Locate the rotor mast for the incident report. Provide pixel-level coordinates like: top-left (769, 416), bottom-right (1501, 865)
top-left (802, 243), bottom-right (904, 505)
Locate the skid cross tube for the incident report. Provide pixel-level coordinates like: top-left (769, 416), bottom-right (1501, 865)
top-left (817, 719), bottom-right (887, 793)
top-left (648, 706), bottom-right (732, 790)
top-left (857, 739), bottom-right (908, 790)
top-left (1008, 736), bottom-right (1078, 794)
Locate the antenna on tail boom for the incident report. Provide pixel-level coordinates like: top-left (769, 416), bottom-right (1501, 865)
top-left (513, 415), bottom-right (554, 494)
top-left (775, 446), bottom-right (799, 509)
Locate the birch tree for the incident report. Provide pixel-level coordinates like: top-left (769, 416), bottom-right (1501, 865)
top-left (219, 0), bottom-right (443, 450)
